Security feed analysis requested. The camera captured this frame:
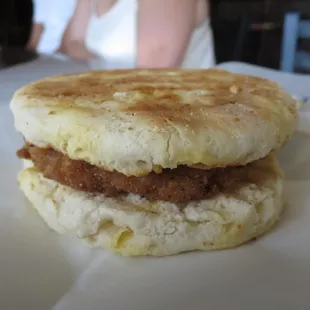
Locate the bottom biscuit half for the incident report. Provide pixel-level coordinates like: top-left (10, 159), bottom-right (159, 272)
top-left (18, 155), bottom-right (284, 257)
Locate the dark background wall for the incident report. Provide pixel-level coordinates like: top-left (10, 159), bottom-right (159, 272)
top-left (0, 0), bottom-right (33, 47)
top-left (211, 0), bottom-right (310, 69)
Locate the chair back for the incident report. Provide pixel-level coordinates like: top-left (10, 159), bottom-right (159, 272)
top-left (280, 12), bottom-right (310, 72)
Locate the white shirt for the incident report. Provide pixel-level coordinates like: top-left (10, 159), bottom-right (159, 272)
top-left (85, 0), bottom-right (215, 69)
top-left (33, 0), bottom-right (215, 69)
top-left (33, 0), bottom-right (76, 54)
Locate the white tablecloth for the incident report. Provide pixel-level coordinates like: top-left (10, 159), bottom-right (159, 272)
top-left (1, 60), bottom-right (310, 310)
top-left (217, 61), bottom-right (310, 97)
top-left (0, 56), bottom-right (89, 104)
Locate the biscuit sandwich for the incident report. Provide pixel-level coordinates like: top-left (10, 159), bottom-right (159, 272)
top-left (10, 69), bottom-right (298, 256)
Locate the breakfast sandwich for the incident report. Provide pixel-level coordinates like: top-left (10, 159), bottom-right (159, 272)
top-left (10, 69), bottom-right (298, 256)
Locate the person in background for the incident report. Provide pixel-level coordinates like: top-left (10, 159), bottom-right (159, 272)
top-left (26, 0), bottom-right (76, 56)
top-left (29, 0), bottom-right (215, 69)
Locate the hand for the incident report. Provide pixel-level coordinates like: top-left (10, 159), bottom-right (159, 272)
top-left (57, 40), bottom-right (96, 62)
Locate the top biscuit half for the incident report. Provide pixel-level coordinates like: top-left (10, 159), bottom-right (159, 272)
top-left (10, 69), bottom-right (298, 176)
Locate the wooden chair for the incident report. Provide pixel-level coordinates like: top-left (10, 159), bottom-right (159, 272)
top-left (280, 12), bottom-right (310, 72)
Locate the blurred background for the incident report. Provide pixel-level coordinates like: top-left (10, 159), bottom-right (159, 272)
top-left (1, 0), bottom-right (310, 71)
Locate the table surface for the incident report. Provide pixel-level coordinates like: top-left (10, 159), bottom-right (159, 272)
top-left (217, 62), bottom-right (310, 97)
top-left (1, 59), bottom-right (310, 310)
top-left (1, 58), bottom-right (310, 104)
top-left (0, 55), bottom-right (89, 104)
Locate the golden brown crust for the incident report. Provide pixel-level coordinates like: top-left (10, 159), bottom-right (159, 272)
top-left (11, 69), bottom-right (298, 176)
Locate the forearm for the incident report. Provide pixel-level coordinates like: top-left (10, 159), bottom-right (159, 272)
top-left (58, 0), bottom-right (94, 60)
top-left (26, 23), bottom-right (44, 51)
top-left (137, 42), bottom-right (186, 68)
top-left (60, 0), bottom-right (91, 49)
top-left (136, 0), bottom-right (196, 69)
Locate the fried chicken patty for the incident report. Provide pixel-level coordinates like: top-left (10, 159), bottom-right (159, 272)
top-left (17, 143), bottom-right (251, 202)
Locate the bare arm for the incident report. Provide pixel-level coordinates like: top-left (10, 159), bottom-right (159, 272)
top-left (26, 23), bottom-right (44, 51)
top-left (58, 0), bottom-right (95, 60)
top-left (64, 0), bottom-right (92, 43)
top-left (137, 0), bottom-right (197, 68)
top-left (27, 0), bottom-right (47, 51)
